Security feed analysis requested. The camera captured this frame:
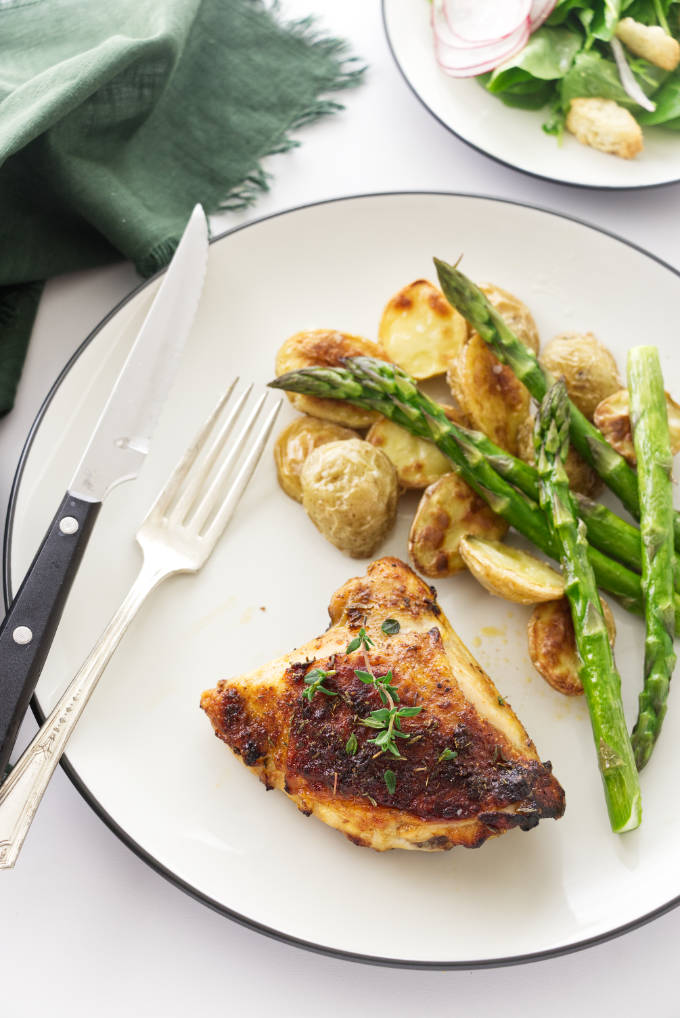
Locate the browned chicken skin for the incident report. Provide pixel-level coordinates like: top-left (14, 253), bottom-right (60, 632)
top-left (201, 558), bottom-right (565, 851)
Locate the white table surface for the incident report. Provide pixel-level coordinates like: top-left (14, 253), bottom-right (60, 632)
top-left (3, 2), bottom-right (680, 1013)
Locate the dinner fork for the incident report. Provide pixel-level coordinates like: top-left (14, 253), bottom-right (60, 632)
top-left (0, 382), bottom-right (282, 868)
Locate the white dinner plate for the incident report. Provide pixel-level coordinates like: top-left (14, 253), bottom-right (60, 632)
top-left (383, 0), bottom-right (680, 190)
top-left (7, 193), bottom-right (680, 968)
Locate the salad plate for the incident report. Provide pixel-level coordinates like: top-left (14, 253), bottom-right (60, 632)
top-left (383, 0), bottom-right (680, 189)
top-left (6, 192), bottom-right (680, 967)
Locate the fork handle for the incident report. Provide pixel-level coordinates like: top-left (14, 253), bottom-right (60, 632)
top-left (0, 558), bottom-right (167, 869)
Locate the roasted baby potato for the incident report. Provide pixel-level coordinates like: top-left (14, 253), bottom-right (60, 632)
top-left (516, 415), bottom-right (602, 497)
top-left (366, 405), bottom-right (468, 489)
top-left (300, 439), bottom-right (398, 558)
top-left (480, 283), bottom-right (540, 354)
top-left (448, 331), bottom-right (530, 454)
top-left (593, 388), bottom-right (680, 465)
top-left (408, 472), bottom-right (508, 578)
top-left (274, 416), bottom-right (359, 502)
top-left (540, 332), bottom-right (621, 420)
top-left (275, 330), bottom-right (382, 428)
top-left (459, 537), bottom-right (564, 605)
top-left (378, 279), bottom-right (467, 379)
top-left (528, 596), bottom-right (616, 696)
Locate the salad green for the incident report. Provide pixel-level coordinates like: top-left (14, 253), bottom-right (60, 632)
top-left (478, 0), bottom-right (680, 137)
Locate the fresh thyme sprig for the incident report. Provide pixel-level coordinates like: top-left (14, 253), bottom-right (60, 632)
top-left (302, 667), bottom-right (338, 703)
top-left (344, 621), bottom-right (423, 787)
top-left (360, 704), bottom-right (423, 758)
top-left (355, 667), bottom-right (400, 704)
top-left (346, 627), bottom-right (374, 653)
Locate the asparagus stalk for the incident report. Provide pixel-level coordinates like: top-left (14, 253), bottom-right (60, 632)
top-left (628, 347), bottom-right (677, 769)
top-left (434, 257), bottom-right (680, 553)
top-left (534, 381), bottom-right (641, 833)
top-left (269, 357), bottom-right (670, 621)
top-left (469, 431), bottom-right (651, 581)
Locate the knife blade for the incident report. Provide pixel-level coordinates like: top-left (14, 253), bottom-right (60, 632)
top-left (0, 205), bottom-right (209, 775)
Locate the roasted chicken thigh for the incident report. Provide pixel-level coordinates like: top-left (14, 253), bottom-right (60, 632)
top-left (201, 558), bottom-right (565, 851)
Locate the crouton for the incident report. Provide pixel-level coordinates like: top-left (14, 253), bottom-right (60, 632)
top-left (566, 97), bottom-right (643, 159)
top-left (616, 17), bottom-right (680, 72)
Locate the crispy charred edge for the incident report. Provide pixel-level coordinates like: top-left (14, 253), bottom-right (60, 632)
top-left (293, 756), bottom-right (565, 827)
top-left (289, 776), bottom-right (564, 852)
top-left (200, 684), bottom-right (275, 777)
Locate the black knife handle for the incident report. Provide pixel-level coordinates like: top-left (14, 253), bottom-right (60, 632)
top-left (0, 492), bottom-right (101, 775)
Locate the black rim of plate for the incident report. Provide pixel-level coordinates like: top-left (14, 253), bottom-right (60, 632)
top-left (6, 191), bottom-right (680, 970)
top-left (381, 0), bottom-right (680, 193)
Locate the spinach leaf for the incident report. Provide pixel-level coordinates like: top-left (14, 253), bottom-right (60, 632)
top-left (560, 49), bottom-right (664, 107)
top-left (488, 26), bottom-right (582, 92)
top-left (589, 0), bottom-right (624, 41)
top-left (638, 75), bottom-right (680, 121)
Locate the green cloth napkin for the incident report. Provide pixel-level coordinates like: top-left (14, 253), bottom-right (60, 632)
top-left (0, 0), bottom-right (363, 412)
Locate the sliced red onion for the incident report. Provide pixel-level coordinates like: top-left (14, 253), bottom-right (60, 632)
top-left (432, 2), bottom-right (530, 77)
top-left (443, 0), bottom-right (531, 46)
top-left (611, 37), bottom-right (656, 112)
top-left (529, 1), bottom-right (557, 30)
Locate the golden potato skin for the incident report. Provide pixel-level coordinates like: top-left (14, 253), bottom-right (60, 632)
top-left (366, 405), bottom-right (468, 489)
top-left (528, 597), bottom-right (616, 696)
top-left (480, 283), bottom-right (540, 354)
top-left (516, 416), bottom-right (602, 497)
top-left (378, 279), bottom-right (467, 379)
top-left (275, 330), bottom-right (382, 428)
top-left (593, 388), bottom-right (680, 466)
top-left (539, 332), bottom-right (621, 420)
top-left (448, 332), bottom-right (530, 454)
top-left (300, 439), bottom-right (398, 558)
top-left (459, 537), bottom-right (564, 605)
top-left (408, 472), bottom-right (508, 578)
top-left (274, 416), bottom-right (358, 502)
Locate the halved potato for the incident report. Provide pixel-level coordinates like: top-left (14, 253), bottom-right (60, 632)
top-left (516, 415), bottom-right (602, 497)
top-left (593, 388), bottom-right (680, 465)
top-left (275, 330), bottom-right (382, 428)
top-left (459, 536), bottom-right (564, 604)
top-left (274, 416), bottom-right (359, 502)
top-left (528, 596), bottom-right (616, 696)
top-left (540, 332), bottom-right (621, 421)
top-left (366, 405), bottom-right (468, 489)
top-left (378, 279), bottom-right (467, 379)
top-left (448, 331), bottom-right (530, 454)
top-left (408, 473), bottom-right (508, 578)
top-left (480, 283), bottom-right (540, 354)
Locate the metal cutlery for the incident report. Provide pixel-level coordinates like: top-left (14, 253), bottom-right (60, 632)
top-left (0, 382), bottom-right (282, 868)
top-left (0, 205), bottom-right (209, 774)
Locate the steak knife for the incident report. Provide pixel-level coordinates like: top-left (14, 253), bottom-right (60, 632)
top-left (0, 205), bottom-right (209, 775)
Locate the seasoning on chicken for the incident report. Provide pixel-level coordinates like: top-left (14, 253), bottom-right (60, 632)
top-left (201, 557), bottom-right (565, 851)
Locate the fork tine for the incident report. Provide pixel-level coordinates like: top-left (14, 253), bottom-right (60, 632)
top-left (171, 383), bottom-right (253, 524)
top-left (189, 390), bottom-right (269, 534)
top-left (148, 379), bottom-right (239, 519)
top-left (200, 397), bottom-right (283, 541)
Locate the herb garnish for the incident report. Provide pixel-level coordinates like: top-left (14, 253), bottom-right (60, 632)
top-left (308, 618), bottom-right (423, 798)
top-left (302, 667), bottom-right (338, 703)
top-left (438, 747), bottom-right (458, 762)
top-left (360, 705), bottom-right (423, 758)
top-left (346, 627), bottom-right (374, 653)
